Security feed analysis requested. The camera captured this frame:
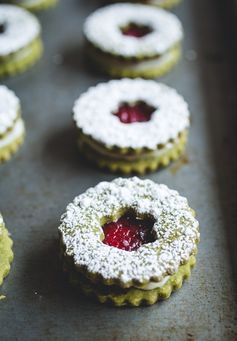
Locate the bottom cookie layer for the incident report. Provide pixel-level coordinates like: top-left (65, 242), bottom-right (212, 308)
top-left (87, 45), bottom-right (181, 79)
top-left (146, 0), bottom-right (181, 8)
top-left (0, 37), bottom-right (43, 78)
top-left (68, 255), bottom-right (196, 307)
top-left (0, 119), bottom-right (25, 163)
top-left (11, 0), bottom-right (57, 11)
top-left (78, 130), bottom-right (188, 174)
top-left (110, 0), bottom-right (182, 9)
top-left (0, 227), bottom-right (14, 286)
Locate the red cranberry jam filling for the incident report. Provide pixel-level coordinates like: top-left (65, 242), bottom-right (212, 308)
top-left (121, 23), bottom-right (153, 38)
top-left (102, 212), bottom-right (155, 252)
top-left (114, 101), bottom-right (155, 124)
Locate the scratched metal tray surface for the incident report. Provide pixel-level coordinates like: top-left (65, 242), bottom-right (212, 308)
top-left (1, 0), bottom-right (237, 340)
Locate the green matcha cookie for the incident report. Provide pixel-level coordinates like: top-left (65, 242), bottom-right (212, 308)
top-left (59, 177), bottom-right (200, 307)
top-left (67, 255), bottom-right (196, 307)
top-left (84, 4), bottom-right (183, 78)
top-left (73, 79), bottom-right (190, 174)
top-left (0, 214), bottom-right (13, 286)
top-left (0, 5), bottom-right (43, 78)
top-left (0, 86), bottom-right (25, 163)
top-left (10, 0), bottom-right (58, 12)
top-left (109, 0), bottom-right (182, 10)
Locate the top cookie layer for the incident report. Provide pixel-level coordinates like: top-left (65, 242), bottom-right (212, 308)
top-left (0, 4), bottom-right (40, 56)
top-left (0, 85), bottom-right (20, 136)
top-left (59, 177), bottom-right (199, 286)
top-left (84, 3), bottom-right (183, 58)
top-left (73, 79), bottom-right (190, 150)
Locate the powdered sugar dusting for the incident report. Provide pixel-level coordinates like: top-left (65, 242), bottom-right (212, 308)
top-left (0, 85), bottom-right (20, 136)
top-left (0, 5), bottom-right (40, 56)
top-left (84, 3), bottom-right (183, 58)
top-left (73, 79), bottom-right (190, 150)
top-left (59, 177), bottom-right (199, 285)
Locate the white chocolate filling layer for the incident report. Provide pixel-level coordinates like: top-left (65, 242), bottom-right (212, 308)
top-left (90, 46), bottom-right (180, 74)
top-left (0, 117), bottom-right (24, 148)
top-left (78, 132), bottom-right (184, 161)
top-left (134, 276), bottom-right (170, 290)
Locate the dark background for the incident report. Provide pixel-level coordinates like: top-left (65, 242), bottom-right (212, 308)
top-left (0, 0), bottom-right (237, 340)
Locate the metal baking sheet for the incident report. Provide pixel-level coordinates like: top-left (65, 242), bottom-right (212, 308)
top-left (1, 0), bottom-right (237, 339)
